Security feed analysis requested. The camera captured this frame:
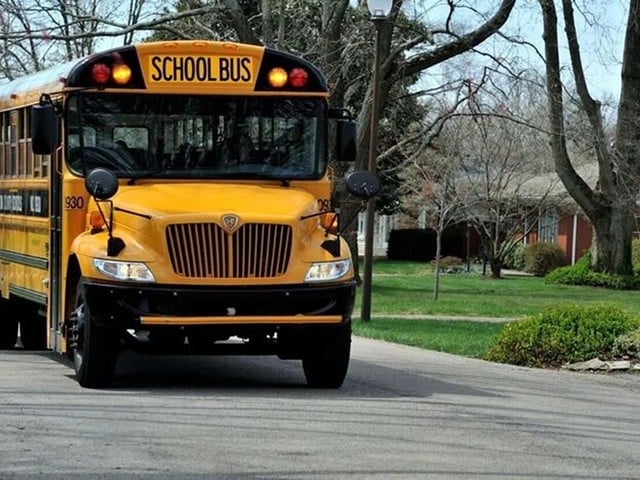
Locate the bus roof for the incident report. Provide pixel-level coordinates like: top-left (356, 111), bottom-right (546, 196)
top-left (0, 60), bottom-right (77, 110)
top-left (0, 41), bottom-right (329, 110)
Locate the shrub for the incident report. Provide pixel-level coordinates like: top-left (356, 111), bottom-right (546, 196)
top-left (523, 242), bottom-right (565, 276)
top-left (430, 256), bottom-right (463, 268)
top-left (502, 241), bottom-right (525, 271)
top-left (430, 256), bottom-right (465, 274)
top-left (546, 252), bottom-right (640, 290)
top-left (611, 327), bottom-right (640, 360)
top-left (483, 304), bottom-right (640, 367)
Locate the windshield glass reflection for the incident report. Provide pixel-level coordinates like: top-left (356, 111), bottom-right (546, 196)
top-left (67, 94), bottom-right (327, 181)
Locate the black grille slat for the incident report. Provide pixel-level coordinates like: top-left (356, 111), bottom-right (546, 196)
top-left (166, 222), bottom-right (292, 278)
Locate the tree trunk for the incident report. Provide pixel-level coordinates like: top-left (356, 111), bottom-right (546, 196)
top-left (433, 231), bottom-right (442, 300)
top-left (489, 257), bottom-right (502, 279)
top-left (590, 203), bottom-right (634, 275)
top-left (539, 0), bottom-right (638, 276)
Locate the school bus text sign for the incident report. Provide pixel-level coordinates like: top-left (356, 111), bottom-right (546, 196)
top-left (148, 55), bottom-right (253, 84)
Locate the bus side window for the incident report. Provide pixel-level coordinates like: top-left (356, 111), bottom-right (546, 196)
top-left (0, 112), bottom-right (7, 177)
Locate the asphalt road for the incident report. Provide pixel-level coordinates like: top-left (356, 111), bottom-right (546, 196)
top-left (1, 337), bottom-right (639, 479)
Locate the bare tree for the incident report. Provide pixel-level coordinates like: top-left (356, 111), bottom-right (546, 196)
top-left (539, 0), bottom-right (640, 274)
top-left (0, 0), bottom-right (171, 79)
top-left (418, 66), bottom-right (553, 279)
top-left (401, 148), bottom-right (468, 299)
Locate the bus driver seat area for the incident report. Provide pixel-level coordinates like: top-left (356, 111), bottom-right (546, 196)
top-left (69, 145), bottom-right (138, 173)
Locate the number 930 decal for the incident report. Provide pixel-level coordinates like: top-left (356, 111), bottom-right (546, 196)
top-left (316, 198), bottom-right (330, 212)
top-left (64, 195), bottom-right (85, 210)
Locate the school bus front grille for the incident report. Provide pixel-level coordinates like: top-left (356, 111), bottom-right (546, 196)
top-left (166, 223), bottom-right (292, 278)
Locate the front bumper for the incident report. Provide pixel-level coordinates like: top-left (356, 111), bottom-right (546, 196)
top-left (82, 278), bottom-right (356, 329)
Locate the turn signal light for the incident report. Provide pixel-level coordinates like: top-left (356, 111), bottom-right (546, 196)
top-left (321, 213), bottom-right (339, 235)
top-left (89, 210), bottom-right (105, 232)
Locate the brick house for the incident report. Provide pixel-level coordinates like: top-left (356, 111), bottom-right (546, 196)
top-left (358, 163), bottom-right (601, 265)
top-left (517, 163), bottom-right (599, 265)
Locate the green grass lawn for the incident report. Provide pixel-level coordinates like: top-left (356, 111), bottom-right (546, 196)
top-left (354, 260), bottom-right (640, 318)
top-left (350, 260), bottom-right (640, 358)
top-left (352, 318), bottom-right (504, 358)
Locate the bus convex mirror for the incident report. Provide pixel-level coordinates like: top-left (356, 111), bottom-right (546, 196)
top-left (336, 119), bottom-right (357, 162)
top-left (31, 103), bottom-right (60, 155)
top-left (319, 170), bottom-right (381, 258)
top-left (85, 168), bottom-right (119, 200)
top-left (345, 170), bottom-right (381, 200)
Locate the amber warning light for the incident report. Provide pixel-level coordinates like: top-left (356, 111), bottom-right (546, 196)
top-left (112, 63), bottom-right (132, 84)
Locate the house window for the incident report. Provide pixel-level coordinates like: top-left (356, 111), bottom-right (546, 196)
top-left (538, 209), bottom-right (559, 243)
top-left (357, 211), bottom-right (366, 240)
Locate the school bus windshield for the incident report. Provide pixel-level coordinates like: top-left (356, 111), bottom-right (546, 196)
top-left (66, 93), bottom-right (327, 181)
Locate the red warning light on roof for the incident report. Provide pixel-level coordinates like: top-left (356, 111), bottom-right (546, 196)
top-left (289, 68), bottom-right (308, 88)
top-left (91, 63), bottom-right (111, 84)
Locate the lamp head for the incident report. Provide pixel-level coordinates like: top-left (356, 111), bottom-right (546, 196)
top-left (367, 0), bottom-right (392, 19)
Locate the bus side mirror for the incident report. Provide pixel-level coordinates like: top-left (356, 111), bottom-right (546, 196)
top-left (336, 119), bottom-right (357, 162)
top-left (31, 103), bottom-right (60, 155)
top-left (320, 170), bottom-right (381, 258)
top-left (85, 168), bottom-right (119, 200)
top-left (345, 170), bottom-right (380, 200)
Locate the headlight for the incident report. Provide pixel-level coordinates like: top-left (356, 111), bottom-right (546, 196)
top-left (93, 259), bottom-right (156, 282)
top-left (305, 259), bottom-right (351, 282)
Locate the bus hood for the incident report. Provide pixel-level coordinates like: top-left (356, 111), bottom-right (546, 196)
top-left (111, 183), bottom-right (318, 221)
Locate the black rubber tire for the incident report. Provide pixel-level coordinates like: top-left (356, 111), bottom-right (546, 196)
top-left (302, 322), bottom-right (351, 389)
top-left (71, 279), bottom-right (119, 388)
top-left (0, 299), bottom-right (18, 349)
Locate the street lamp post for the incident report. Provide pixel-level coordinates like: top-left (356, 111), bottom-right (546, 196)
top-left (360, 0), bottom-right (392, 322)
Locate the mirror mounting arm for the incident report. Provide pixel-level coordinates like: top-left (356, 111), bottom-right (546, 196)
top-left (85, 168), bottom-right (125, 257)
top-left (93, 199), bottom-right (125, 257)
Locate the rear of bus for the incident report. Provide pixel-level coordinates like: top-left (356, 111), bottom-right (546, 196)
top-left (31, 41), bottom-right (378, 388)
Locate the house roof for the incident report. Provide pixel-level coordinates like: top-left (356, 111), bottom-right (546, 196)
top-left (516, 162), bottom-right (599, 208)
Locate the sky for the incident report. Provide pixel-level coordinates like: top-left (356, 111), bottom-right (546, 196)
top-left (407, 0), bottom-right (628, 101)
top-left (110, 0), bottom-right (628, 104)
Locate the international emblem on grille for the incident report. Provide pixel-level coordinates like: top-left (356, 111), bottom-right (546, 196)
top-left (221, 214), bottom-right (240, 232)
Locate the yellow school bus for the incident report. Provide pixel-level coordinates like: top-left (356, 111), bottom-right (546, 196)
top-left (0, 40), bottom-right (379, 388)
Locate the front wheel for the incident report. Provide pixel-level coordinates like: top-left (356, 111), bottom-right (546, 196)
top-left (70, 279), bottom-right (119, 388)
top-left (302, 322), bottom-right (351, 389)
